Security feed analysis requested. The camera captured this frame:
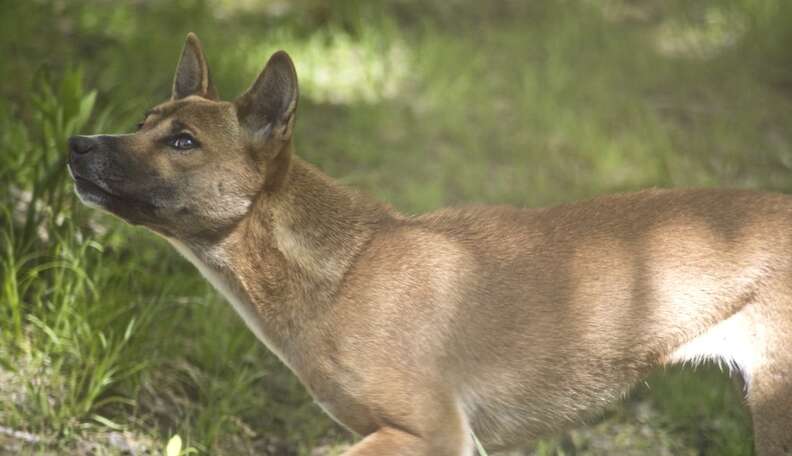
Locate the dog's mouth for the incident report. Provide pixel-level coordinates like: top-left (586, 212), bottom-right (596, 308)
top-left (69, 167), bottom-right (158, 217)
top-left (70, 167), bottom-right (125, 208)
top-left (73, 175), bottom-right (115, 202)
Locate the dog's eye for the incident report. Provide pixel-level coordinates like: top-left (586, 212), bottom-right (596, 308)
top-left (168, 133), bottom-right (198, 150)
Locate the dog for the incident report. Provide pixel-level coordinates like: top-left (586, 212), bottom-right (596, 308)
top-left (67, 33), bottom-right (791, 455)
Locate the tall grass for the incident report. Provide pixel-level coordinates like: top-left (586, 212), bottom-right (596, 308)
top-left (1, 67), bottom-right (142, 439)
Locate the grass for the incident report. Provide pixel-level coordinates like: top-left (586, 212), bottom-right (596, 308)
top-left (1, 0), bottom-right (791, 454)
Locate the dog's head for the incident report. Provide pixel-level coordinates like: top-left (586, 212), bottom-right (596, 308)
top-left (67, 33), bottom-right (297, 238)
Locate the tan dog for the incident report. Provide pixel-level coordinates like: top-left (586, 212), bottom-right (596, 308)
top-left (67, 33), bottom-right (792, 455)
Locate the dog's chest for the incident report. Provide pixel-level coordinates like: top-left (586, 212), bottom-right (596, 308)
top-left (168, 239), bottom-right (292, 366)
top-left (305, 374), bottom-right (379, 435)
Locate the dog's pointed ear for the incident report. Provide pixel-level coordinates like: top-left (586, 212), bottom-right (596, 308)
top-left (234, 51), bottom-right (298, 150)
top-left (172, 33), bottom-right (218, 100)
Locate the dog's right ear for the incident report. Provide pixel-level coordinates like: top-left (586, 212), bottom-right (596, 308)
top-left (172, 33), bottom-right (218, 100)
top-left (234, 51), bottom-right (298, 157)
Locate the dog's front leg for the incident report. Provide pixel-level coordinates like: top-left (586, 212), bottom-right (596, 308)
top-left (330, 388), bottom-right (472, 456)
top-left (342, 425), bottom-right (471, 456)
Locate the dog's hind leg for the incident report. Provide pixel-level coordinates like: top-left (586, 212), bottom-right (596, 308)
top-left (744, 293), bottom-right (792, 456)
top-left (749, 366), bottom-right (792, 456)
top-left (664, 290), bottom-right (792, 455)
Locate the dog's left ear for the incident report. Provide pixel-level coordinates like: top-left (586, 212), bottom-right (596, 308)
top-left (234, 51), bottom-right (298, 152)
top-left (172, 33), bottom-right (218, 100)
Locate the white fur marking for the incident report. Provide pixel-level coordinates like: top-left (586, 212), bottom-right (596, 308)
top-left (666, 309), bottom-right (765, 387)
top-left (457, 400), bottom-right (476, 456)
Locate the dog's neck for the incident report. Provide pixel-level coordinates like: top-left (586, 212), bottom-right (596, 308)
top-left (169, 153), bottom-right (395, 364)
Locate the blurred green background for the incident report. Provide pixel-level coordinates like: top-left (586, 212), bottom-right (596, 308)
top-left (1, 0), bottom-right (791, 454)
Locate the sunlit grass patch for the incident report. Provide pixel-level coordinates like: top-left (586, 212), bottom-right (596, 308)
top-left (654, 6), bottom-right (748, 59)
top-left (240, 25), bottom-right (411, 105)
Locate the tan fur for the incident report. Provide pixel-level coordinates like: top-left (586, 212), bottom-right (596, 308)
top-left (67, 34), bottom-right (792, 455)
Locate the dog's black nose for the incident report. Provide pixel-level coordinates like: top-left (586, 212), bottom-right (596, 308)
top-left (68, 135), bottom-right (97, 156)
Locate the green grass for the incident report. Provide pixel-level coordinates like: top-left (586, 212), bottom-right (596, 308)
top-left (1, 0), bottom-right (791, 454)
